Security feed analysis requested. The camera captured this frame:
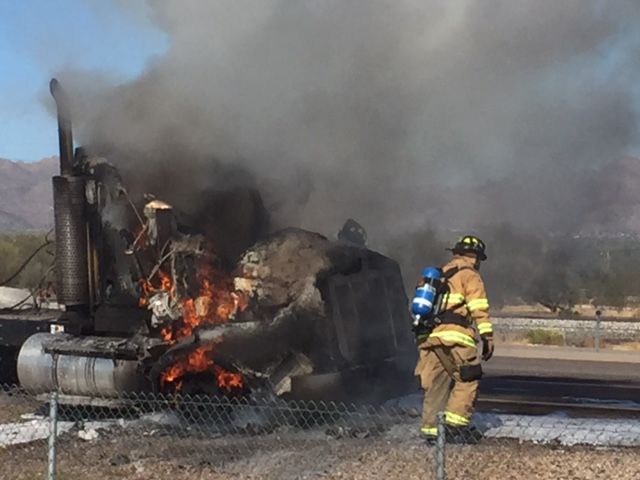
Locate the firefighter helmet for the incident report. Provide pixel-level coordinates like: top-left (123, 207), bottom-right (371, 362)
top-left (449, 235), bottom-right (487, 261)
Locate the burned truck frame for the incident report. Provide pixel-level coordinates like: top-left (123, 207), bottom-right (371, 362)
top-left (9, 79), bottom-right (416, 404)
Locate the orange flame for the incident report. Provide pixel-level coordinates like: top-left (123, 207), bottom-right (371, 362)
top-left (141, 262), bottom-right (246, 393)
top-left (139, 271), bottom-right (175, 307)
top-left (159, 345), bottom-right (244, 392)
top-left (214, 365), bottom-right (244, 391)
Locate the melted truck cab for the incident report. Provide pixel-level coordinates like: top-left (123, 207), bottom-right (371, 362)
top-left (14, 80), bottom-right (416, 404)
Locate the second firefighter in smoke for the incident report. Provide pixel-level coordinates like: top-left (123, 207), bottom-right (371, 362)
top-left (412, 235), bottom-right (494, 443)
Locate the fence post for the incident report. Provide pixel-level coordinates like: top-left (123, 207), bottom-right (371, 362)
top-left (435, 411), bottom-right (446, 480)
top-left (47, 390), bottom-right (58, 480)
top-left (594, 310), bottom-right (602, 352)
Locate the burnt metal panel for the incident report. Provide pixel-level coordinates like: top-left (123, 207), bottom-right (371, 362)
top-left (326, 269), bottom-right (412, 366)
top-left (41, 335), bottom-right (141, 360)
top-left (93, 304), bottom-right (150, 336)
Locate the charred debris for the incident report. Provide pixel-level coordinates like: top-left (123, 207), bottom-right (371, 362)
top-left (13, 80), bottom-right (415, 405)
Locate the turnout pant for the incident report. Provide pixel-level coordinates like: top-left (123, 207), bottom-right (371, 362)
top-left (414, 341), bottom-right (481, 434)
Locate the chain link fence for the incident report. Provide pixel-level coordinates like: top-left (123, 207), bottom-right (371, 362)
top-left (0, 385), bottom-right (638, 479)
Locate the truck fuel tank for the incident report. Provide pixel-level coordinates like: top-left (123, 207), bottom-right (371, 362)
top-left (17, 333), bottom-right (147, 397)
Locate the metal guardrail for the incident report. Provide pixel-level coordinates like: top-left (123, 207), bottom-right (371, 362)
top-left (0, 385), bottom-right (638, 479)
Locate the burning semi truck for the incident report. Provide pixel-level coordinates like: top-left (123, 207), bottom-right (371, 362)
top-left (7, 79), bottom-right (415, 404)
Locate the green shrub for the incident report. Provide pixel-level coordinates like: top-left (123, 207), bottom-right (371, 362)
top-left (0, 231), bottom-right (54, 289)
top-left (526, 329), bottom-right (564, 346)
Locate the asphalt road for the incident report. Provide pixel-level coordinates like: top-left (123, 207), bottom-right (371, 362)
top-left (480, 347), bottom-right (640, 408)
top-left (485, 355), bottom-right (640, 382)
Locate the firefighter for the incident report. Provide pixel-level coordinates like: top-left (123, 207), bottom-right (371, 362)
top-left (414, 235), bottom-right (494, 443)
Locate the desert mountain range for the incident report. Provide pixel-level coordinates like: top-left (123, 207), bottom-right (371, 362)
top-left (1, 155), bottom-right (640, 235)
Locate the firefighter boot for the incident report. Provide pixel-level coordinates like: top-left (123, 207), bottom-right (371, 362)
top-left (420, 426), bottom-right (438, 445)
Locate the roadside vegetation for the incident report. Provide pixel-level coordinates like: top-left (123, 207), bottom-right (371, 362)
top-left (4, 226), bottom-right (640, 313)
top-left (0, 231), bottom-right (54, 289)
top-left (525, 329), bottom-right (564, 346)
top-left (386, 224), bottom-right (640, 313)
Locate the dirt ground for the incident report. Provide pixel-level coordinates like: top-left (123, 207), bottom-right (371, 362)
top-left (1, 420), bottom-right (638, 480)
top-left (0, 390), bottom-right (43, 424)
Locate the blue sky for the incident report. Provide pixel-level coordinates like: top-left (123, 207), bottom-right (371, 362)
top-left (0, 0), bottom-right (166, 162)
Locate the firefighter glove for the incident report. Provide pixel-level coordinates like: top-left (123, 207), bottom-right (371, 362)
top-left (481, 334), bottom-right (494, 361)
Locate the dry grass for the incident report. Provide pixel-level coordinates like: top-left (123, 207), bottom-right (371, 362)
top-left (496, 304), bottom-right (640, 319)
top-left (447, 443), bottom-right (640, 480)
top-left (609, 341), bottom-right (640, 351)
top-left (1, 434), bottom-right (638, 480)
top-left (0, 413), bottom-right (638, 480)
top-left (494, 331), bottom-right (640, 351)
top-left (0, 390), bottom-right (44, 424)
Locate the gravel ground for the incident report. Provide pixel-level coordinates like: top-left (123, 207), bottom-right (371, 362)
top-left (1, 419), bottom-right (638, 480)
top-left (0, 386), bottom-right (637, 480)
top-left (493, 317), bottom-right (640, 341)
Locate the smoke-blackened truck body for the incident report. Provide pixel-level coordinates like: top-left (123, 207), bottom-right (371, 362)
top-left (10, 79), bottom-right (415, 404)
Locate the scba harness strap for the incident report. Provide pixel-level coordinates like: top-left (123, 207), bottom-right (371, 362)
top-left (435, 265), bottom-right (475, 327)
